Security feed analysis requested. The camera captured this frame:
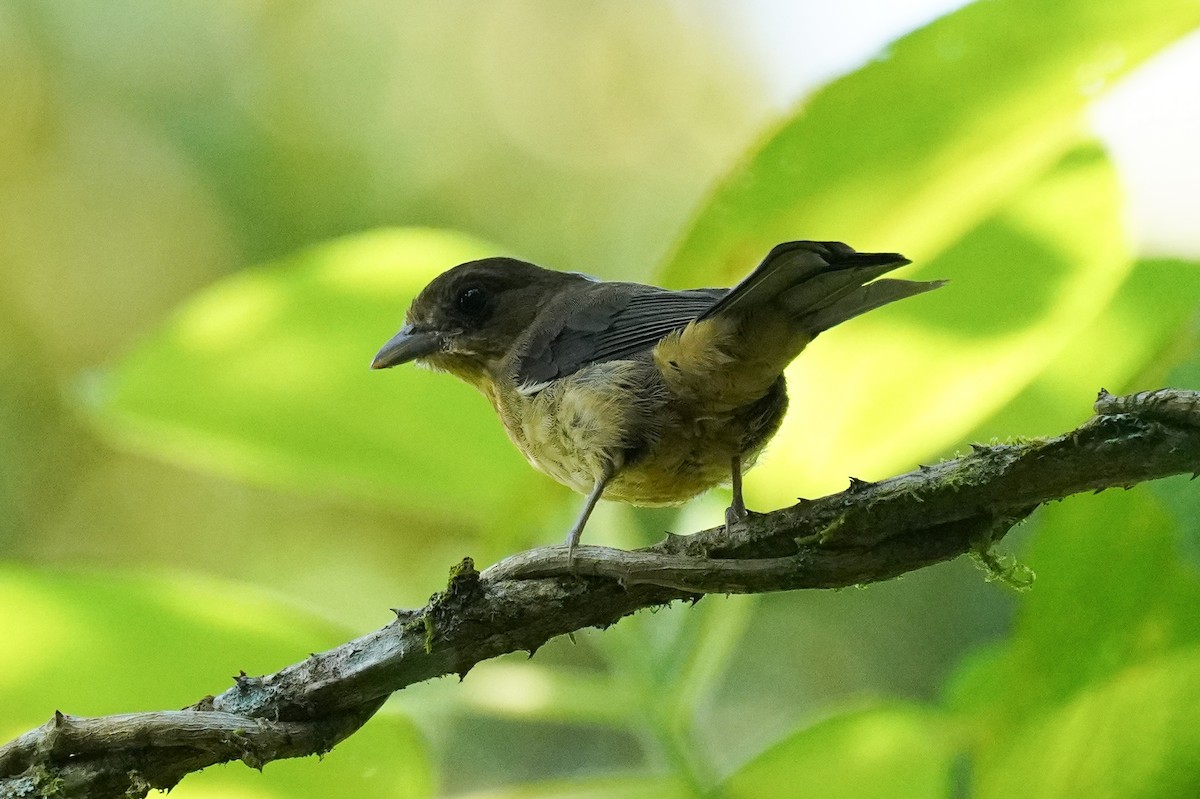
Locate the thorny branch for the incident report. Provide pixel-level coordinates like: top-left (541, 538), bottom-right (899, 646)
top-left (3, 388), bottom-right (1199, 798)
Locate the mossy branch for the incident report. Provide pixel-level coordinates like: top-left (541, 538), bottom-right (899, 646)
top-left (3, 388), bottom-right (1199, 798)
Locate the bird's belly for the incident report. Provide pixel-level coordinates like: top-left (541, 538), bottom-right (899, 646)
top-left (495, 367), bottom-right (788, 508)
top-left (511, 407), bottom-right (602, 496)
top-left (495, 362), bottom-right (661, 495)
top-left (604, 428), bottom-right (741, 505)
top-left (610, 375), bottom-right (788, 506)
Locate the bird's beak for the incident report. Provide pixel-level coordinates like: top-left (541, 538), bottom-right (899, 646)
top-left (371, 324), bottom-right (444, 369)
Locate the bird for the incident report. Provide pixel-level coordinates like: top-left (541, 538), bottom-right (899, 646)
top-left (371, 240), bottom-right (942, 559)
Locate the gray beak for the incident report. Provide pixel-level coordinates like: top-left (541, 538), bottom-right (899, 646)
top-left (371, 324), bottom-right (444, 369)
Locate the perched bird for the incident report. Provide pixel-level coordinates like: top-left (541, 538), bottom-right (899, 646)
top-left (372, 240), bottom-right (942, 556)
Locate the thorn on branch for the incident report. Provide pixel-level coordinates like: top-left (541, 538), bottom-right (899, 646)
top-left (847, 476), bottom-right (872, 492)
top-left (234, 672), bottom-right (262, 692)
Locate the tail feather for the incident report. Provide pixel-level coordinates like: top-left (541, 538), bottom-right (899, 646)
top-left (802, 278), bottom-right (946, 333)
top-left (776, 259), bottom-right (903, 317)
top-left (658, 240), bottom-right (940, 412)
top-left (699, 240), bottom-right (939, 333)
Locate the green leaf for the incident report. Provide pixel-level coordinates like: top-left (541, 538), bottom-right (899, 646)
top-left (89, 228), bottom-right (553, 529)
top-left (661, 0), bottom-right (1200, 284)
top-left (945, 489), bottom-right (1200, 734)
top-left (745, 145), bottom-right (1134, 501)
top-left (655, 0), bottom-right (1200, 501)
top-left (722, 703), bottom-right (954, 799)
top-left (0, 564), bottom-right (431, 798)
top-left (1021, 490), bottom-right (1200, 698)
top-left (976, 647), bottom-right (1200, 799)
top-left (963, 257), bottom-right (1200, 444)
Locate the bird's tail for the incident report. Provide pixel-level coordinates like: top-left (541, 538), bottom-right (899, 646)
top-left (700, 240), bottom-right (943, 333)
top-left (655, 241), bottom-right (942, 411)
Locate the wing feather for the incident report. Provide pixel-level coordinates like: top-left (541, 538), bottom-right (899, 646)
top-left (515, 285), bottom-right (724, 387)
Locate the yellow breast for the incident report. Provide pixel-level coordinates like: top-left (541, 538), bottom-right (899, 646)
top-left (492, 360), bottom-right (666, 495)
top-left (488, 354), bottom-right (788, 508)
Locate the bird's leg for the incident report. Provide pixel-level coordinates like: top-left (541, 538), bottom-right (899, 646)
top-left (564, 474), bottom-right (609, 569)
top-left (725, 455), bottom-right (748, 533)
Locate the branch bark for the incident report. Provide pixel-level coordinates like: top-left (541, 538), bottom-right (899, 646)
top-left (3, 387), bottom-right (1199, 798)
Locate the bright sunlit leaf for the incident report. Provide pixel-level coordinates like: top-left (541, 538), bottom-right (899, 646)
top-left (748, 145), bottom-right (1132, 500)
top-left (661, 0), bottom-right (1200, 284)
top-left (964, 256), bottom-right (1200, 444)
top-left (657, 0), bottom-right (1200, 500)
top-left (90, 228), bottom-right (552, 530)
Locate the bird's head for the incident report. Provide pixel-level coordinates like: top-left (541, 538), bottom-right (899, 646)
top-left (371, 257), bottom-right (584, 387)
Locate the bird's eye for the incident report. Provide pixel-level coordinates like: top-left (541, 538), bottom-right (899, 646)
top-left (456, 286), bottom-right (487, 317)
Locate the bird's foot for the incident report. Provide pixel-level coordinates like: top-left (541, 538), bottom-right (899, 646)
top-left (724, 503), bottom-right (751, 535)
top-left (560, 475), bottom-right (606, 576)
top-left (563, 529), bottom-right (583, 574)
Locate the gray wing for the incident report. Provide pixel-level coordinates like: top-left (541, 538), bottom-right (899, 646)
top-left (515, 283), bottom-right (726, 388)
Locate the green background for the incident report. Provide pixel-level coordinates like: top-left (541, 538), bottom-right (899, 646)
top-left (3, 1), bottom-right (1200, 796)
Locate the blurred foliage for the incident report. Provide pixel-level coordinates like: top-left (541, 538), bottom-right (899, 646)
top-left (0, 566), bottom-right (432, 798)
top-left (3, 0), bottom-right (1200, 798)
top-left (722, 704), bottom-right (954, 798)
top-left (92, 228), bottom-right (553, 533)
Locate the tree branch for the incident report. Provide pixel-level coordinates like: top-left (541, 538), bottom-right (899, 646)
top-left (3, 388), bottom-right (1198, 798)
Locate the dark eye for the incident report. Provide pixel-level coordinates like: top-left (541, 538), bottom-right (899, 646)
top-left (456, 286), bottom-right (487, 317)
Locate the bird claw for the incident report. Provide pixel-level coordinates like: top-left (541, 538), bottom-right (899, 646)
top-left (724, 503), bottom-right (750, 534)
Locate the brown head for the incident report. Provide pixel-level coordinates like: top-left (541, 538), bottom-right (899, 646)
top-left (371, 257), bottom-right (587, 387)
